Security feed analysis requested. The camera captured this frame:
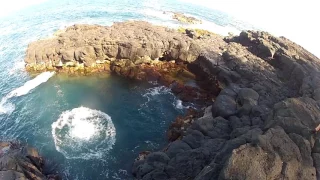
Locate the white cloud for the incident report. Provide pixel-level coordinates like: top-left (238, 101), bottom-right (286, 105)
top-left (180, 0), bottom-right (320, 57)
top-left (0, 0), bottom-right (48, 17)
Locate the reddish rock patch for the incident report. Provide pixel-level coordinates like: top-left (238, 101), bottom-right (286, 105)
top-left (167, 108), bottom-right (202, 142)
top-left (110, 59), bottom-right (221, 105)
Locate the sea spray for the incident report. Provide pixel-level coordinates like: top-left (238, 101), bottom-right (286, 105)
top-left (143, 86), bottom-right (172, 97)
top-left (175, 99), bottom-right (184, 109)
top-left (141, 9), bottom-right (173, 20)
top-left (139, 86), bottom-right (195, 111)
top-left (139, 86), bottom-right (172, 109)
top-left (51, 107), bottom-right (116, 160)
top-left (140, 9), bottom-right (240, 36)
top-left (0, 71), bottom-right (55, 114)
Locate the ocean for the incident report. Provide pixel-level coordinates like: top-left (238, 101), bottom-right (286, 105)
top-left (0, 0), bottom-right (251, 179)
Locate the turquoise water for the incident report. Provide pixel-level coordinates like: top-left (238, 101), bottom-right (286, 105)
top-left (0, 0), bottom-right (251, 179)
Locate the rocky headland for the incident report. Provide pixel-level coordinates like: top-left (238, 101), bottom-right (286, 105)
top-left (25, 21), bottom-right (320, 179)
top-left (0, 141), bottom-right (59, 180)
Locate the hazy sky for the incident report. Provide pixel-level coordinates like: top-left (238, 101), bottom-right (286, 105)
top-left (181, 0), bottom-right (319, 57)
top-left (0, 0), bottom-right (318, 57)
top-left (0, 0), bottom-right (47, 17)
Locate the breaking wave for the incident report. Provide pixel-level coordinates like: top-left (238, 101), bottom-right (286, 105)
top-left (51, 107), bottom-right (116, 160)
top-left (183, 19), bottom-right (241, 36)
top-left (173, 99), bottom-right (193, 110)
top-left (143, 86), bottom-right (172, 97)
top-left (141, 9), bottom-right (240, 36)
top-left (141, 9), bottom-right (173, 20)
top-left (0, 71), bottom-right (55, 115)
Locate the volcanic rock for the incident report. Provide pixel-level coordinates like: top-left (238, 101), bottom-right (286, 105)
top-left (0, 141), bottom-right (59, 180)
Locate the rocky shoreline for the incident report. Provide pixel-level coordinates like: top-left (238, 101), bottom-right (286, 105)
top-left (24, 21), bottom-right (320, 179)
top-left (0, 141), bottom-right (59, 180)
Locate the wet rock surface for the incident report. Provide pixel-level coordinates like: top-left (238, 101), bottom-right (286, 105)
top-left (131, 30), bottom-right (320, 179)
top-left (25, 22), bottom-right (320, 179)
top-left (0, 141), bottom-right (59, 180)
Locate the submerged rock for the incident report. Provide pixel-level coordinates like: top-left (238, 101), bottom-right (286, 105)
top-left (172, 12), bottom-right (202, 24)
top-left (0, 141), bottom-right (59, 180)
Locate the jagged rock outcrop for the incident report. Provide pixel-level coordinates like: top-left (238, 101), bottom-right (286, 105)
top-left (25, 21), bottom-right (225, 105)
top-left (0, 141), bottom-right (59, 180)
top-left (25, 21), bottom-right (227, 72)
top-left (132, 30), bottom-right (320, 180)
top-left (25, 21), bottom-right (225, 73)
top-left (25, 21), bottom-right (320, 179)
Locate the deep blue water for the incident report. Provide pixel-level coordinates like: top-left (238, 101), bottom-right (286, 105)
top-left (0, 0), bottom-right (251, 179)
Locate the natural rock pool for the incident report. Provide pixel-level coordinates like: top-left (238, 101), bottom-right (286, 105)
top-left (0, 74), bottom-right (189, 179)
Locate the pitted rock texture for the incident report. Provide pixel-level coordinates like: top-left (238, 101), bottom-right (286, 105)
top-left (0, 142), bottom-right (59, 180)
top-left (132, 30), bottom-right (320, 180)
top-left (25, 21), bottom-right (226, 72)
top-left (25, 22), bottom-right (320, 180)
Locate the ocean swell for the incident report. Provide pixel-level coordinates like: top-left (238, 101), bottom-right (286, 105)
top-left (0, 71), bottom-right (55, 115)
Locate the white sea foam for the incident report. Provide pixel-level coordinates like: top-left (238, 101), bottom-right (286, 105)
top-left (118, 169), bottom-right (128, 176)
top-left (142, 9), bottom-right (173, 20)
top-left (143, 86), bottom-right (172, 97)
top-left (173, 99), bottom-right (193, 110)
top-left (141, 8), bottom-right (240, 36)
top-left (0, 100), bottom-right (15, 115)
top-left (182, 19), bottom-right (240, 36)
top-left (9, 61), bottom-right (25, 75)
top-left (175, 99), bottom-right (184, 109)
top-left (148, 81), bottom-right (159, 85)
top-left (51, 107), bottom-right (116, 160)
top-left (139, 86), bottom-right (172, 110)
top-left (0, 71), bottom-right (55, 115)
top-left (7, 71), bottom-right (55, 98)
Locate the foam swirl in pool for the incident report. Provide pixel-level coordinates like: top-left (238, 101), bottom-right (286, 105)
top-left (51, 107), bottom-right (116, 160)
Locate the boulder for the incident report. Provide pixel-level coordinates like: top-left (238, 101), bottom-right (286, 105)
top-left (0, 142), bottom-right (59, 180)
top-left (168, 148), bottom-right (210, 179)
top-left (221, 127), bottom-right (316, 180)
top-left (182, 130), bottom-right (204, 149)
top-left (265, 97), bottom-right (320, 139)
top-left (191, 116), bottom-right (230, 139)
top-left (212, 95), bottom-right (237, 118)
top-left (166, 140), bottom-right (192, 158)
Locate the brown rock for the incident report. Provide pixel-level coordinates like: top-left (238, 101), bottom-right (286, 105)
top-left (0, 141), bottom-right (59, 180)
top-left (172, 12), bottom-right (202, 24)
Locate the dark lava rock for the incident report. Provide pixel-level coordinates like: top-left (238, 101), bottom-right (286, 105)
top-left (24, 21), bottom-right (320, 180)
top-left (221, 127), bottom-right (316, 180)
top-left (212, 95), bottom-right (237, 118)
top-left (132, 29), bottom-right (320, 179)
top-left (0, 141), bottom-right (59, 180)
